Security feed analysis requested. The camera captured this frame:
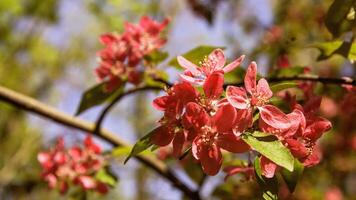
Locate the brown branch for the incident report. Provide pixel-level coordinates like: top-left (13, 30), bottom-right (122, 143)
top-left (225, 75), bottom-right (356, 87)
top-left (0, 85), bottom-right (200, 200)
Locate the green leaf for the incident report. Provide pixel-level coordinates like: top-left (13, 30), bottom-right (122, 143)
top-left (270, 81), bottom-right (298, 93)
top-left (168, 45), bottom-right (224, 68)
top-left (270, 67), bottom-right (305, 78)
top-left (144, 70), bottom-right (169, 88)
top-left (95, 168), bottom-right (118, 187)
top-left (75, 82), bottom-right (124, 115)
top-left (144, 50), bottom-right (169, 65)
top-left (124, 127), bottom-right (159, 164)
top-left (111, 146), bottom-right (133, 157)
top-left (254, 157), bottom-right (279, 200)
top-left (325, 0), bottom-right (355, 37)
top-left (263, 190), bottom-right (278, 200)
top-left (224, 67), bottom-right (246, 83)
top-left (312, 40), bottom-right (356, 61)
top-left (242, 132), bottom-right (294, 171)
top-left (254, 156), bottom-right (265, 183)
top-left (281, 158), bottom-right (304, 193)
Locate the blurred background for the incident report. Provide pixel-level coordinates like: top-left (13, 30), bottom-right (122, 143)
top-left (0, 0), bottom-right (355, 199)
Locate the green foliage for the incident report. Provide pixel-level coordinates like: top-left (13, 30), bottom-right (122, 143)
top-left (124, 127), bottom-right (158, 164)
top-left (75, 82), bottom-right (124, 115)
top-left (144, 50), bottom-right (168, 65)
top-left (281, 158), bottom-right (304, 193)
top-left (95, 168), bottom-right (118, 187)
top-left (270, 81), bottom-right (298, 93)
top-left (224, 67), bottom-right (246, 83)
top-left (168, 45), bottom-right (224, 68)
top-left (269, 67), bottom-right (305, 78)
top-left (312, 40), bottom-right (356, 62)
top-left (242, 132), bottom-right (294, 172)
top-left (325, 0), bottom-right (356, 38)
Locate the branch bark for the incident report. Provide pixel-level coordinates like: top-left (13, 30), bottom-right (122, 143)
top-left (225, 75), bottom-right (356, 87)
top-left (0, 85), bottom-right (200, 200)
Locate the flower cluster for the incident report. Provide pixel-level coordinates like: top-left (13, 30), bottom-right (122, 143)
top-left (151, 49), bottom-right (331, 177)
top-left (95, 16), bottom-right (169, 92)
top-left (37, 136), bottom-right (108, 194)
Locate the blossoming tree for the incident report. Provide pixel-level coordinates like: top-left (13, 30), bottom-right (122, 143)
top-left (0, 0), bottom-right (355, 199)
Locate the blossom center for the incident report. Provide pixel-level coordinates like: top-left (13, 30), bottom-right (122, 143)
top-left (250, 92), bottom-right (269, 107)
top-left (199, 56), bottom-right (218, 76)
top-left (200, 125), bottom-right (218, 145)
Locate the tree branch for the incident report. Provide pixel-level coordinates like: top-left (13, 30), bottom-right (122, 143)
top-left (0, 85), bottom-right (200, 200)
top-left (225, 75), bottom-right (356, 87)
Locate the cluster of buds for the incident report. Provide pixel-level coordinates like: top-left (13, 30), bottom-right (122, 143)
top-left (37, 136), bottom-right (108, 194)
top-left (95, 16), bottom-right (169, 92)
top-left (151, 49), bottom-right (331, 177)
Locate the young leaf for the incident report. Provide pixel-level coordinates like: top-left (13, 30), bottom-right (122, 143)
top-left (144, 50), bottom-right (169, 65)
top-left (168, 45), bottom-right (225, 68)
top-left (75, 82), bottom-right (124, 115)
top-left (325, 0), bottom-right (355, 38)
top-left (269, 67), bottom-right (305, 78)
top-left (270, 81), bottom-right (298, 93)
top-left (312, 40), bottom-right (356, 61)
top-left (242, 132), bottom-right (294, 172)
top-left (281, 158), bottom-right (304, 193)
top-left (95, 168), bottom-right (118, 187)
top-left (262, 190), bottom-right (278, 200)
top-left (124, 127), bottom-right (159, 164)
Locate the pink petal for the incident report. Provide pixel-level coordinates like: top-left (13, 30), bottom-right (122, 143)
top-left (99, 34), bottom-right (117, 45)
top-left (179, 74), bottom-right (203, 85)
top-left (192, 137), bottom-right (201, 160)
top-left (37, 152), bottom-right (51, 166)
top-left (213, 104), bottom-right (237, 133)
top-left (303, 145), bottom-right (322, 167)
top-left (217, 132), bottom-right (250, 153)
top-left (172, 130), bottom-right (186, 157)
top-left (77, 176), bottom-right (97, 189)
top-left (68, 146), bottom-right (82, 160)
top-left (234, 108), bottom-right (254, 132)
top-left (259, 105), bottom-right (291, 130)
top-left (208, 49), bottom-right (226, 70)
top-left (304, 117), bottom-right (331, 141)
top-left (177, 56), bottom-right (200, 75)
top-left (45, 174), bottom-right (57, 189)
top-left (223, 166), bottom-right (254, 181)
top-left (256, 78), bottom-right (273, 99)
top-left (182, 102), bottom-right (210, 131)
top-left (284, 139), bottom-right (309, 159)
top-left (244, 62), bottom-right (257, 94)
top-left (223, 55), bottom-right (245, 73)
top-left (203, 71), bottom-right (224, 99)
top-left (226, 86), bottom-right (249, 109)
top-left (84, 135), bottom-right (102, 154)
top-left (200, 144), bottom-right (222, 175)
top-left (284, 109), bottom-right (306, 137)
top-left (260, 156), bottom-right (277, 178)
top-left (152, 96), bottom-right (169, 111)
top-left (150, 126), bottom-right (174, 146)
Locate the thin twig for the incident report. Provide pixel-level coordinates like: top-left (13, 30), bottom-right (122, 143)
top-left (93, 86), bottom-right (163, 135)
top-left (0, 85), bottom-right (200, 200)
top-left (225, 75), bottom-right (356, 87)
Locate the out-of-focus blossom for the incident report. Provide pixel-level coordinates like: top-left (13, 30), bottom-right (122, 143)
top-left (95, 16), bottom-right (169, 92)
top-left (38, 136), bottom-right (109, 194)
